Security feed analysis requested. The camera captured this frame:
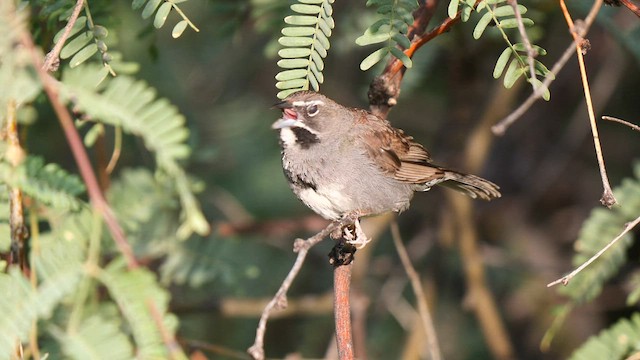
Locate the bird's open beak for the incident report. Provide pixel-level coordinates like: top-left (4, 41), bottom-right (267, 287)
top-left (272, 100), bottom-right (303, 129)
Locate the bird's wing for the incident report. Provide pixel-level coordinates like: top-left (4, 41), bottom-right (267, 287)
top-left (358, 113), bottom-right (445, 185)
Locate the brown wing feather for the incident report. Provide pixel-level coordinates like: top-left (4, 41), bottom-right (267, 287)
top-left (357, 112), bottom-right (501, 200)
top-left (358, 113), bottom-right (443, 184)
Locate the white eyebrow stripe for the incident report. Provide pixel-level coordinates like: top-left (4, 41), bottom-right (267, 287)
top-left (292, 100), bottom-right (325, 107)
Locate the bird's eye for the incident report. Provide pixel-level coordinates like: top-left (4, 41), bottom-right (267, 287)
top-left (307, 104), bottom-right (319, 117)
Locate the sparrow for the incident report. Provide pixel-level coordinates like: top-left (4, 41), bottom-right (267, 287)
top-left (272, 91), bottom-right (500, 247)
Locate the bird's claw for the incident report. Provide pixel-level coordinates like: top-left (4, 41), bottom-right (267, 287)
top-left (343, 219), bottom-right (371, 249)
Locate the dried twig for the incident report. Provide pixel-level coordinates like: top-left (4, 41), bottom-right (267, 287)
top-left (491, 0), bottom-right (603, 135)
top-left (42, 0), bottom-right (85, 72)
top-left (508, 0), bottom-right (537, 85)
top-left (559, 0), bottom-right (615, 207)
top-left (248, 219), bottom-right (349, 360)
top-left (547, 214), bottom-right (640, 287)
top-left (390, 221), bottom-right (442, 360)
top-left (603, 115), bottom-right (640, 132)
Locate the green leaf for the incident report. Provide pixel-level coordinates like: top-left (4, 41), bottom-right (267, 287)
top-left (390, 47), bottom-right (412, 68)
top-left (493, 4), bottom-right (527, 17)
top-left (153, 2), bottom-right (172, 28)
top-left (529, 77), bottom-right (550, 101)
top-left (290, 4), bottom-right (322, 14)
top-left (93, 25), bottom-right (109, 40)
top-left (534, 59), bottom-right (553, 78)
top-left (503, 58), bottom-right (524, 88)
top-left (356, 28), bottom-right (391, 46)
top-left (392, 33), bottom-right (411, 49)
top-left (84, 123), bottom-right (105, 147)
top-left (277, 58), bottom-right (310, 69)
top-left (315, 29), bottom-right (330, 50)
top-left (448, 0), bottom-right (460, 19)
top-left (493, 47), bottom-right (512, 79)
top-left (278, 88), bottom-right (305, 99)
top-left (276, 78), bottom-right (308, 90)
top-left (360, 48), bottom-right (388, 70)
top-left (278, 47), bottom-right (312, 58)
top-left (311, 50), bottom-right (324, 71)
top-left (281, 26), bottom-right (316, 37)
top-left (512, 43), bottom-right (547, 56)
top-left (54, 16), bottom-right (86, 43)
top-left (473, 11), bottom-right (494, 39)
top-left (499, 18), bottom-right (534, 29)
top-left (275, 69), bottom-right (308, 81)
top-left (132, 0), bottom-right (147, 10)
top-left (284, 15), bottom-right (318, 26)
top-left (172, 20), bottom-right (188, 38)
top-left (318, 17), bottom-right (332, 37)
top-left (60, 31), bottom-right (93, 59)
top-left (298, 0), bottom-right (323, 3)
top-left (69, 44), bottom-right (98, 68)
top-left (141, 0), bottom-right (162, 19)
top-left (279, 36), bottom-right (314, 47)
top-left (308, 71), bottom-right (319, 90)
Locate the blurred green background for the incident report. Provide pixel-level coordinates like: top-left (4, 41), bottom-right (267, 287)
top-left (22, 0), bottom-right (640, 359)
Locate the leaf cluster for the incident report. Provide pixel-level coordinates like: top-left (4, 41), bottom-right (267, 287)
top-left (544, 163), bottom-right (640, 349)
top-left (356, 0), bottom-right (418, 70)
top-left (450, 0), bottom-right (553, 99)
top-left (275, 0), bottom-right (335, 99)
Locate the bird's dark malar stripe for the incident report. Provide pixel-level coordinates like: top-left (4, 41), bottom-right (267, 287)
top-left (291, 127), bottom-right (320, 149)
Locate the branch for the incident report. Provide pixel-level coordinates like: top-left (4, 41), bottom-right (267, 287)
top-left (248, 219), bottom-right (349, 360)
top-left (390, 221), bottom-right (442, 360)
top-left (603, 115), bottom-right (640, 132)
top-left (42, 0), bottom-right (85, 72)
top-left (333, 263), bottom-right (354, 359)
top-left (368, 0), bottom-right (442, 117)
top-left (547, 214), bottom-right (640, 287)
top-left (559, 0), bottom-right (615, 207)
top-left (508, 0), bottom-right (537, 86)
top-left (492, 0), bottom-right (603, 135)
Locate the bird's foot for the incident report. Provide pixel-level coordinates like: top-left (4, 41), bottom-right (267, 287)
top-left (343, 219), bottom-right (371, 249)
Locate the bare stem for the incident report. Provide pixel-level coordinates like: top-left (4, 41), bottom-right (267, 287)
top-left (507, 0), bottom-right (537, 86)
top-left (42, 0), bottom-right (85, 72)
top-left (248, 219), bottom-right (347, 360)
top-left (492, 0), bottom-right (603, 135)
top-left (559, 0), bottom-right (615, 207)
top-left (390, 221), bottom-right (442, 360)
top-left (603, 116), bottom-right (640, 132)
top-left (547, 214), bottom-right (640, 287)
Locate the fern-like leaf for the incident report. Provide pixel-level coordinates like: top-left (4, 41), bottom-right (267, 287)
top-left (59, 65), bottom-right (209, 238)
top-left (356, 0), bottom-right (418, 71)
top-left (97, 264), bottom-right (180, 359)
top-left (276, 0), bottom-right (335, 99)
top-left (131, 0), bottom-right (199, 38)
top-left (569, 313), bottom-right (640, 360)
top-left (544, 164), bottom-right (640, 346)
top-left (0, 156), bottom-right (85, 211)
top-left (449, 0), bottom-right (553, 99)
top-left (51, 310), bottom-right (134, 360)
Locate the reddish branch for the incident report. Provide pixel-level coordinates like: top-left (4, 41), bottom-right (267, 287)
top-left (334, 263), bottom-right (355, 359)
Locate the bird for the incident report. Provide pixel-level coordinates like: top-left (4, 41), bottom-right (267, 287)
top-left (272, 91), bottom-right (500, 248)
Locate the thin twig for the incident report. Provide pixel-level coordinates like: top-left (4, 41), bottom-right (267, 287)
top-left (508, 0), bottom-right (537, 85)
top-left (5, 99), bottom-right (28, 271)
top-left (559, 0), bottom-right (615, 207)
top-left (620, 0), bottom-right (640, 17)
top-left (42, 0), bottom-right (85, 72)
top-left (390, 221), bottom-right (442, 360)
top-left (492, 0), bottom-right (603, 135)
top-left (20, 29), bottom-right (139, 269)
top-left (334, 263), bottom-right (355, 360)
top-left (148, 300), bottom-right (188, 360)
top-left (547, 214), bottom-right (640, 287)
top-left (248, 219), bottom-right (349, 360)
top-left (603, 116), bottom-right (640, 132)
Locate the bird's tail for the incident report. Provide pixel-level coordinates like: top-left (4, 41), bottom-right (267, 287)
top-left (439, 170), bottom-right (501, 200)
